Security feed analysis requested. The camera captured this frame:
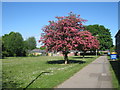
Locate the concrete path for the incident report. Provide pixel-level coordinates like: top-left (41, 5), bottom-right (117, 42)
top-left (56, 56), bottom-right (112, 88)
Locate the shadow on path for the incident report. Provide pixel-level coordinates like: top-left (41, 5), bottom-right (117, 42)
top-left (47, 60), bottom-right (86, 64)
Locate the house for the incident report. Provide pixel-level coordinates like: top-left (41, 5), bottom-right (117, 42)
top-left (29, 49), bottom-right (46, 56)
top-left (57, 51), bottom-right (75, 56)
top-left (54, 50), bottom-right (80, 56)
top-left (115, 30), bottom-right (120, 58)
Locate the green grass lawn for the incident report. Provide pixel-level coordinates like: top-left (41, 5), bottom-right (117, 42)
top-left (2, 55), bottom-right (98, 88)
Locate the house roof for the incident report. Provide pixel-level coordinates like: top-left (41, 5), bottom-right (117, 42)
top-left (30, 49), bottom-right (46, 53)
top-left (115, 30), bottom-right (120, 37)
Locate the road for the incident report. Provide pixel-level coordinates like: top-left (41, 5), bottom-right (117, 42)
top-left (56, 56), bottom-right (112, 88)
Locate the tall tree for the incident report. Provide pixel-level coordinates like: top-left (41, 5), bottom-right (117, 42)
top-left (24, 37), bottom-right (36, 50)
top-left (2, 32), bottom-right (25, 57)
top-left (0, 37), bottom-right (2, 58)
top-left (1, 36), bottom-right (9, 58)
top-left (40, 12), bottom-right (88, 64)
top-left (85, 24), bottom-right (113, 50)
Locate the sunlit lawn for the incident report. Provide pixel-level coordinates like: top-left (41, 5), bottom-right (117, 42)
top-left (2, 55), bottom-right (98, 88)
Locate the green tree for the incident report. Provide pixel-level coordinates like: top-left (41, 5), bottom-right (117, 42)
top-left (40, 46), bottom-right (46, 50)
top-left (0, 37), bottom-right (2, 58)
top-left (24, 37), bottom-right (36, 50)
top-left (110, 45), bottom-right (116, 52)
top-left (85, 24), bottom-right (113, 50)
top-left (2, 32), bottom-right (25, 57)
top-left (1, 36), bottom-right (9, 58)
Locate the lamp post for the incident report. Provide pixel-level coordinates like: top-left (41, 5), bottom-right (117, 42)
top-left (96, 49), bottom-right (97, 57)
top-left (96, 34), bottom-right (99, 57)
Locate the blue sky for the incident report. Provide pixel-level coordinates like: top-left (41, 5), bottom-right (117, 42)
top-left (2, 2), bottom-right (118, 47)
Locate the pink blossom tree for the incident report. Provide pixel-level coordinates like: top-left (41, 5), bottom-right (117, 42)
top-left (39, 12), bottom-right (87, 64)
top-left (76, 31), bottom-right (99, 58)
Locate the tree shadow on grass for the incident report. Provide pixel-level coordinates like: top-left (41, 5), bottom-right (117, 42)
top-left (2, 80), bottom-right (23, 89)
top-left (109, 60), bottom-right (120, 85)
top-left (47, 60), bottom-right (86, 64)
top-left (2, 71), bottom-right (23, 89)
top-left (2, 72), bottom-right (50, 89)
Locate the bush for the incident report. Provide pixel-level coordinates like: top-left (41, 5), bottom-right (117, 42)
top-left (36, 54), bottom-right (41, 56)
top-left (2, 51), bottom-right (9, 58)
top-left (99, 51), bottom-right (104, 56)
top-left (28, 53), bottom-right (35, 57)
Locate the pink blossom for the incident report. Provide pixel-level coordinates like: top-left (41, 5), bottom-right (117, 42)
top-left (39, 12), bottom-right (98, 53)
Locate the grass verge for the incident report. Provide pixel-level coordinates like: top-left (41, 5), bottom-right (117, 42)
top-left (108, 56), bottom-right (120, 89)
top-left (2, 55), bottom-right (98, 88)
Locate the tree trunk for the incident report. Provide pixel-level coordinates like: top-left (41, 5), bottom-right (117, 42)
top-left (64, 53), bottom-right (68, 64)
top-left (74, 52), bottom-right (78, 56)
top-left (83, 51), bottom-right (86, 59)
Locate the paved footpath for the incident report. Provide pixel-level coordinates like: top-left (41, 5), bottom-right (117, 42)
top-left (57, 56), bottom-right (112, 88)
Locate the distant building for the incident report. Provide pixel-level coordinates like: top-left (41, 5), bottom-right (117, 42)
top-left (115, 30), bottom-right (120, 58)
top-left (29, 49), bottom-right (46, 56)
top-left (47, 50), bottom-right (81, 56)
